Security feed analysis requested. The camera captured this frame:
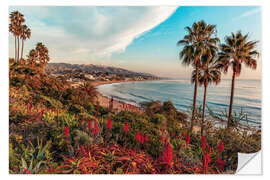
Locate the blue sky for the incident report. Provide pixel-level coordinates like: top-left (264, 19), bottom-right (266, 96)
top-left (9, 6), bottom-right (261, 79)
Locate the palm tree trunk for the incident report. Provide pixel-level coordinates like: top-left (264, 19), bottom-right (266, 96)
top-left (17, 36), bottom-right (20, 63)
top-left (21, 40), bottom-right (24, 60)
top-left (191, 63), bottom-right (199, 132)
top-left (228, 71), bottom-right (236, 127)
top-left (14, 36), bottom-right (17, 62)
top-left (201, 83), bottom-right (208, 136)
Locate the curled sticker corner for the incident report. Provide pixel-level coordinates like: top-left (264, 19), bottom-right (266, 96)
top-left (236, 150), bottom-right (261, 175)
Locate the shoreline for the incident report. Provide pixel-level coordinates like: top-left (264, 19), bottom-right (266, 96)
top-left (92, 79), bottom-right (156, 114)
top-left (92, 79), bottom-right (202, 133)
top-left (92, 79), bottom-right (260, 133)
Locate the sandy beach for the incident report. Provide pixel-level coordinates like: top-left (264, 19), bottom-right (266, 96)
top-left (93, 80), bottom-right (145, 114)
top-left (92, 80), bottom-right (201, 133)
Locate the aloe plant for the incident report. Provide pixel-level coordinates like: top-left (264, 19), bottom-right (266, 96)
top-left (20, 138), bottom-right (52, 174)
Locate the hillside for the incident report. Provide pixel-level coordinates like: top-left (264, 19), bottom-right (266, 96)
top-left (46, 63), bottom-right (159, 79)
top-left (9, 62), bottom-right (261, 174)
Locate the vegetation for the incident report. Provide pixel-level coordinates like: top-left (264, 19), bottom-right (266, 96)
top-left (9, 60), bottom-right (261, 174)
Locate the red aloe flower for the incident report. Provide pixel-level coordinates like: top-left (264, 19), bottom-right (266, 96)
top-left (179, 144), bottom-right (182, 151)
top-left (109, 97), bottom-right (114, 106)
top-left (181, 132), bottom-right (186, 139)
top-left (217, 140), bottom-right (224, 152)
top-left (216, 157), bottom-right (225, 171)
top-left (145, 133), bottom-right (149, 142)
top-left (201, 136), bottom-right (206, 144)
top-left (107, 115), bottom-right (112, 130)
top-left (185, 134), bottom-right (191, 145)
top-left (64, 125), bottom-right (69, 140)
top-left (160, 135), bottom-right (163, 142)
top-left (39, 98), bottom-right (42, 103)
top-left (158, 153), bottom-right (162, 161)
top-left (171, 132), bottom-right (175, 138)
top-left (88, 120), bottom-right (92, 135)
top-left (94, 122), bottom-right (99, 136)
top-left (208, 146), bottom-right (212, 152)
top-left (164, 138), bottom-right (168, 144)
top-left (162, 143), bottom-right (173, 168)
top-left (40, 110), bottom-right (45, 121)
top-left (201, 136), bottom-right (207, 151)
top-left (79, 145), bottom-right (87, 156)
top-left (23, 168), bottom-right (31, 174)
top-left (203, 152), bottom-right (211, 174)
top-left (136, 131), bottom-right (141, 143)
top-left (28, 103), bottom-right (32, 111)
top-left (140, 136), bottom-right (144, 144)
top-left (161, 128), bottom-right (164, 133)
top-left (124, 122), bottom-right (129, 133)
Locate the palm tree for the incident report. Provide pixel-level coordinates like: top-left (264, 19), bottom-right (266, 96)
top-left (9, 11), bottom-right (25, 62)
top-left (177, 20), bottom-right (219, 131)
top-left (20, 25), bottom-right (31, 60)
top-left (9, 11), bottom-right (18, 62)
top-left (218, 31), bottom-right (259, 127)
top-left (192, 56), bottom-right (221, 136)
top-left (27, 49), bottom-right (38, 66)
top-left (27, 42), bottom-right (50, 72)
top-left (36, 42), bottom-right (50, 67)
top-left (9, 22), bottom-right (17, 62)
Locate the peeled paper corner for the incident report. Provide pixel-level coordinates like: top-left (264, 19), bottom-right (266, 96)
top-left (235, 151), bottom-right (262, 175)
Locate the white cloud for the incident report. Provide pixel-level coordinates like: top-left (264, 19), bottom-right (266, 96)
top-left (8, 6), bottom-right (177, 63)
top-left (234, 7), bottom-right (261, 21)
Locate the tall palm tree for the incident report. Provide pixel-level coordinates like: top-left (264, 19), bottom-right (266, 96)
top-left (20, 25), bottom-right (31, 60)
top-left (9, 11), bottom-right (18, 62)
top-left (177, 20), bottom-right (219, 131)
top-left (9, 22), bottom-right (17, 62)
top-left (192, 56), bottom-right (221, 136)
top-left (218, 31), bottom-right (259, 127)
top-left (9, 11), bottom-right (25, 62)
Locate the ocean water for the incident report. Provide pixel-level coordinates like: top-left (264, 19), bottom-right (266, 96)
top-left (97, 79), bottom-right (261, 126)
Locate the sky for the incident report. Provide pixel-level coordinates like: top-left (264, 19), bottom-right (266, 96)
top-left (8, 6), bottom-right (261, 79)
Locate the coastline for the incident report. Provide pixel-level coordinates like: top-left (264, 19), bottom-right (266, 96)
top-left (92, 79), bottom-right (260, 132)
top-left (92, 79), bottom-right (202, 133)
top-left (92, 79), bottom-right (155, 114)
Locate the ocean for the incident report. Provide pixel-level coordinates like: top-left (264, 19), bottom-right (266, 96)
top-left (96, 79), bottom-right (261, 126)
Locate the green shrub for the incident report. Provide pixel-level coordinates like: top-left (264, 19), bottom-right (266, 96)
top-left (38, 95), bottom-right (63, 109)
top-left (84, 103), bottom-right (95, 114)
top-left (150, 113), bottom-right (167, 126)
top-left (69, 104), bottom-right (87, 114)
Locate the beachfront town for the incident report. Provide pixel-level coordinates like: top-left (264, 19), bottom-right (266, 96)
top-left (45, 63), bottom-right (160, 87)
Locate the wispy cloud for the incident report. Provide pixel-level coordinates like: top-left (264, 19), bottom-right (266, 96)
top-left (234, 7), bottom-right (261, 21)
top-left (8, 6), bottom-right (177, 63)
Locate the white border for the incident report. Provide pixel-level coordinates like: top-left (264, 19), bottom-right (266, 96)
top-left (1, 0), bottom-right (269, 180)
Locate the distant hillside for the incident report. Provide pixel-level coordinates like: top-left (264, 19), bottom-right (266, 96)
top-left (45, 63), bottom-right (159, 78)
